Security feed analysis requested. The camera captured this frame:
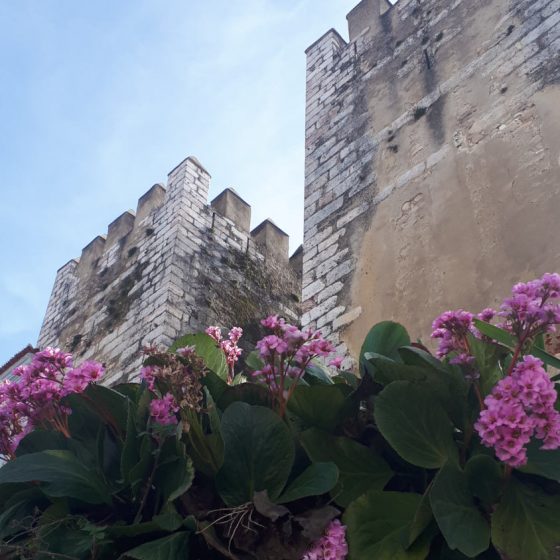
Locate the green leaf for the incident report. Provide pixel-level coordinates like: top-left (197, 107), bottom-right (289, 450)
top-left (15, 429), bottom-right (69, 456)
top-left (80, 383), bottom-right (129, 434)
top-left (344, 490), bottom-right (431, 559)
top-left (288, 385), bottom-right (354, 431)
top-left (170, 332), bottom-right (227, 379)
top-left (532, 346), bottom-right (560, 374)
top-left (364, 353), bottom-right (430, 386)
top-left (374, 381), bottom-right (457, 469)
top-left (492, 479), bottom-right (560, 560)
top-left (300, 429), bottom-right (393, 507)
top-left (277, 462), bottom-right (338, 504)
top-left (522, 440), bottom-right (560, 481)
top-left (430, 462), bottom-right (490, 557)
top-left (472, 320), bottom-right (516, 347)
top-left (465, 455), bottom-right (503, 505)
top-left (0, 450), bottom-right (111, 504)
top-left (368, 352), bottom-right (468, 430)
top-left (121, 531), bottom-right (191, 559)
top-left (215, 403), bottom-right (294, 506)
top-left (473, 319), bottom-right (560, 374)
top-left (154, 440), bottom-right (194, 504)
top-left (360, 321), bottom-right (411, 365)
top-left (203, 370), bottom-right (229, 404)
top-left (153, 504), bottom-right (183, 532)
top-left (217, 382), bottom-right (272, 411)
top-left (304, 362), bottom-right (335, 385)
top-left (466, 334), bottom-right (504, 397)
top-left (407, 489), bottom-right (433, 547)
top-left (244, 350), bottom-right (264, 372)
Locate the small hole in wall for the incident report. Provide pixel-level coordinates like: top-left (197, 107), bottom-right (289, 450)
top-left (421, 36), bottom-right (429, 46)
top-left (400, 59), bottom-right (408, 68)
top-left (435, 31), bottom-right (444, 42)
top-left (500, 85), bottom-right (508, 94)
top-left (506, 24), bottom-right (515, 36)
top-left (388, 145), bottom-right (399, 153)
top-left (395, 39), bottom-right (403, 48)
top-left (127, 246), bottom-right (138, 258)
top-left (387, 132), bottom-right (396, 143)
top-left (146, 227), bottom-right (155, 237)
top-left (414, 106), bottom-right (427, 120)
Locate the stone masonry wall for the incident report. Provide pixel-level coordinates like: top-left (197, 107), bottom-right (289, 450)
top-left (39, 157), bottom-right (301, 384)
top-left (302, 0), bottom-right (560, 362)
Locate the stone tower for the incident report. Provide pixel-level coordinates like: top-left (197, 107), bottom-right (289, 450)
top-left (302, 0), bottom-right (560, 359)
top-left (39, 156), bottom-right (301, 384)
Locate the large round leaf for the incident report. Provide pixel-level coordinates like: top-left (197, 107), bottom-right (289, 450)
top-left (288, 384), bottom-right (355, 431)
top-left (360, 321), bottom-right (411, 365)
top-left (430, 462), bottom-right (490, 557)
top-left (300, 428), bottom-right (392, 507)
top-left (0, 450), bottom-right (110, 504)
top-left (276, 462), bottom-right (338, 504)
top-left (170, 332), bottom-right (227, 379)
top-left (343, 490), bottom-right (431, 559)
top-left (492, 479), bottom-right (560, 560)
top-left (374, 381), bottom-right (457, 469)
top-left (215, 403), bottom-right (294, 506)
top-left (522, 441), bottom-right (560, 482)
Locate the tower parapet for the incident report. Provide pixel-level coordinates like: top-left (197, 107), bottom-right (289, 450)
top-left (303, 0), bottom-right (560, 363)
top-left (38, 157), bottom-right (301, 384)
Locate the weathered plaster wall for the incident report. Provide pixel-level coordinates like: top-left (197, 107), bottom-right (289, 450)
top-left (39, 157), bottom-right (301, 384)
top-left (303, 0), bottom-right (560, 360)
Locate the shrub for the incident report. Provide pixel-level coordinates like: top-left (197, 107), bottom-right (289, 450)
top-left (1, 274), bottom-right (560, 559)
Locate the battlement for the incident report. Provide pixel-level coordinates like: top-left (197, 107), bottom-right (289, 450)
top-left (39, 155), bottom-right (301, 384)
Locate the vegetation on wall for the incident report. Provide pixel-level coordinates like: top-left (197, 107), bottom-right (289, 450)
top-left (1, 274), bottom-right (560, 559)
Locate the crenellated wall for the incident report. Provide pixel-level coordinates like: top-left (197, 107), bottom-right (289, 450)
top-left (303, 0), bottom-right (560, 362)
top-left (39, 156), bottom-right (301, 384)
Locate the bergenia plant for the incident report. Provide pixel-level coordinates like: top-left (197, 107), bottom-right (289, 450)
top-left (0, 348), bottom-right (103, 460)
top-left (252, 315), bottom-right (338, 416)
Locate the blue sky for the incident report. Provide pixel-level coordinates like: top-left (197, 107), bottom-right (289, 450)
top-left (0, 0), bottom-right (359, 363)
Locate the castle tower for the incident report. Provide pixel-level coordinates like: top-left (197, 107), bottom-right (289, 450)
top-left (302, 0), bottom-right (560, 359)
top-left (39, 157), bottom-right (301, 384)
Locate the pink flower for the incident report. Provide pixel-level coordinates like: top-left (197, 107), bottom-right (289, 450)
top-left (475, 356), bottom-right (560, 467)
top-left (302, 519), bottom-right (348, 560)
top-left (329, 357), bottom-right (344, 369)
top-left (149, 393), bottom-right (179, 426)
top-left (176, 345), bottom-right (196, 357)
top-left (206, 326), bottom-right (223, 343)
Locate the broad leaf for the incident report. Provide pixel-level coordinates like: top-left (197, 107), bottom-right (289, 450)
top-left (305, 361), bottom-right (335, 385)
top-left (277, 462), bottom-right (338, 504)
top-left (288, 385), bottom-right (354, 431)
top-left (0, 450), bottom-right (110, 504)
top-left (466, 334), bottom-right (504, 397)
top-left (122, 531), bottom-right (191, 559)
top-left (217, 383), bottom-right (272, 411)
top-left (522, 441), bottom-right (560, 481)
top-left (430, 462), bottom-right (490, 557)
top-left (344, 490), bottom-right (431, 559)
top-left (407, 489), bottom-right (433, 547)
top-left (360, 321), bottom-right (411, 365)
top-left (300, 429), bottom-right (392, 507)
top-left (170, 332), bottom-right (227, 380)
top-left (374, 381), bottom-right (457, 469)
top-left (216, 403), bottom-right (294, 506)
top-left (492, 479), bottom-right (560, 560)
top-left (465, 455), bottom-right (503, 505)
top-left (154, 439), bottom-right (194, 503)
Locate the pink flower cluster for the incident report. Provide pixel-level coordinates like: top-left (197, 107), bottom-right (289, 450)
top-left (302, 519), bottom-right (348, 560)
top-left (149, 394), bottom-right (179, 426)
top-left (431, 309), bottom-right (475, 360)
top-left (0, 348), bottom-right (104, 460)
top-left (253, 316), bottom-right (339, 415)
top-left (475, 356), bottom-right (560, 467)
top-left (206, 326), bottom-right (243, 383)
top-left (499, 273), bottom-right (560, 339)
